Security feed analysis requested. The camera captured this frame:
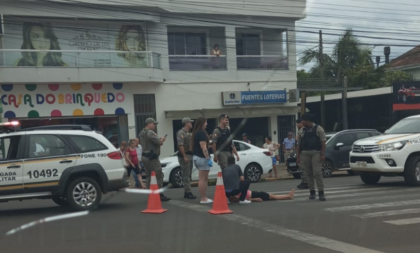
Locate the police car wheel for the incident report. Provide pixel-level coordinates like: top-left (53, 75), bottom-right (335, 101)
top-left (66, 177), bottom-right (102, 211)
top-left (170, 167), bottom-right (184, 188)
top-left (244, 163), bottom-right (262, 182)
top-left (404, 156), bottom-right (420, 186)
top-left (360, 172), bottom-right (381, 185)
top-left (52, 196), bottom-right (68, 207)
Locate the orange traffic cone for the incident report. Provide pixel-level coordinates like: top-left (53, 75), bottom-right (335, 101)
top-left (142, 171), bottom-right (167, 214)
top-left (208, 172), bottom-right (233, 215)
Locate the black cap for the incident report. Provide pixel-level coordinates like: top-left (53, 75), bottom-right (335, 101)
top-left (301, 113), bottom-right (315, 122)
top-left (219, 114), bottom-right (229, 120)
top-left (296, 118), bottom-right (301, 123)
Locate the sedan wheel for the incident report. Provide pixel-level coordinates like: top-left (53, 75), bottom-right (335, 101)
top-left (322, 161), bottom-right (333, 178)
top-left (245, 163), bottom-right (262, 182)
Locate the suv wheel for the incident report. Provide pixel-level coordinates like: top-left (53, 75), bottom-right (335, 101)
top-left (404, 156), bottom-right (420, 186)
top-left (170, 167), bottom-right (184, 188)
top-left (52, 196), bottom-right (68, 207)
top-left (360, 172), bottom-right (381, 185)
top-left (322, 161), bottom-right (333, 178)
top-left (244, 163), bottom-right (262, 182)
top-left (66, 177), bottom-right (102, 211)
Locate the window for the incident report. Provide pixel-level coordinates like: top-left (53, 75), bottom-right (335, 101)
top-left (0, 136), bottom-right (23, 160)
top-left (234, 142), bottom-right (250, 152)
top-left (236, 33), bottom-right (261, 55)
top-left (356, 132), bottom-right (370, 140)
top-left (28, 135), bottom-right (68, 158)
top-left (336, 134), bottom-right (355, 146)
top-left (168, 32), bottom-right (207, 55)
top-left (68, 136), bottom-right (107, 153)
top-left (134, 94), bottom-right (157, 136)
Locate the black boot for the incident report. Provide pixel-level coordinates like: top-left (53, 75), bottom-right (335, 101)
top-left (160, 193), bottom-right (171, 202)
top-left (309, 190), bottom-right (316, 200)
top-left (319, 191), bottom-right (326, 201)
top-left (297, 182), bottom-right (309, 189)
top-left (184, 192), bottom-right (197, 199)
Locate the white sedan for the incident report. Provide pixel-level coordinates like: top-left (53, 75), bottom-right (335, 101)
top-left (160, 140), bottom-right (272, 188)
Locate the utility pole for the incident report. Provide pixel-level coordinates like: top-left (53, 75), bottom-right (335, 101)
top-left (319, 30), bottom-right (325, 127)
top-left (342, 77), bottom-right (349, 129)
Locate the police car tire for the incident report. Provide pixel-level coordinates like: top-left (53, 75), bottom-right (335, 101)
top-left (404, 156), bottom-right (420, 186)
top-left (360, 172), bottom-right (381, 185)
top-left (52, 196), bottom-right (68, 207)
top-left (170, 167), bottom-right (184, 188)
top-left (66, 177), bottom-right (102, 211)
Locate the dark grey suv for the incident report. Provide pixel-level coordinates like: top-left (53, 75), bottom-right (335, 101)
top-left (322, 129), bottom-right (382, 177)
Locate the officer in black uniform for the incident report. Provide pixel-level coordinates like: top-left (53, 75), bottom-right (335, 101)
top-left (296, 118), bottom-right (309, 189)
top-left (212, 114), bottom-right (240, 169)
top-left (296, 114), bottom-right (327, 201)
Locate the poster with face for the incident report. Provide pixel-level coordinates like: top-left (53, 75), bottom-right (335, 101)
top-left (393, 81), bottom-right (420, 111)
top-left (2, 17), bottom-right (148, 68)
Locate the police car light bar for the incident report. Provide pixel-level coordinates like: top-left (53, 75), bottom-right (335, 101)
top-left (3, 121), bottom-right (20, 126)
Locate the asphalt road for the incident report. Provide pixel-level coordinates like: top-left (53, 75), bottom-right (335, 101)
top-left (1, 174), bottom-right (420, 253)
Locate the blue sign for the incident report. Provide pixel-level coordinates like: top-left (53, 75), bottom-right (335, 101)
top-left (223, 90), bottom-right (287, 105)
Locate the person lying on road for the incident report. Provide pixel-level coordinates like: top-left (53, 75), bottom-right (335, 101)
top-left (229, 189), bottom-right (295, 202)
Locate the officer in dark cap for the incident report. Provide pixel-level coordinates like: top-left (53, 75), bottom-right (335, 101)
top-left (212, 114), bottom-right (240, 169)
top-left (296, 114), bottom-right (327, 201)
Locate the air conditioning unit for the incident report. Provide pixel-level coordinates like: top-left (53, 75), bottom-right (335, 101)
top-left (0, 14), bottom-right (4, 36)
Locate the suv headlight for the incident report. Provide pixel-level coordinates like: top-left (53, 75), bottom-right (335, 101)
top-left (378, 141), bottom-right (407, 151)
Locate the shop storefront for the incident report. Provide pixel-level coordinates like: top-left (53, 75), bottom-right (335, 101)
top-left (1, 83), bottom-right (132, 147)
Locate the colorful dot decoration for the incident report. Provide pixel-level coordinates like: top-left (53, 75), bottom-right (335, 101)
top-left (4, 111), bottom-right (16, 118)
top-left (1, 84), bottom-right (13, 92)
top-left (71, 83), bottom-right (82, 91)
top-left (28, 110), bottom-right (39, 118)
top-left (113, 83), bottom-right (123, 90)
top-left (92, 83), bottom-right (102, 90)
top-left (25, 84), bottom-right (37, 91)
top-left (94, 108), bottom-right (105, 115)
top-left (73, 109), bottom-right (84, 116)
top-left (115, 108), bottom-right (125, 115)
top-left (51, 110), bottom-right (62, 117)
top-left (48, 84), bottom-right (60, 91)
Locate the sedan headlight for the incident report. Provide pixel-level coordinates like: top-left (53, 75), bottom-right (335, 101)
top-left (378, 141), bottom-right (407, 151)
top-left (161, 162), bottom-right (172, 168)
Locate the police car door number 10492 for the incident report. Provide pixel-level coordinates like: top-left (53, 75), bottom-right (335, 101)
top-left (27, 169), bottom-right (58, 179)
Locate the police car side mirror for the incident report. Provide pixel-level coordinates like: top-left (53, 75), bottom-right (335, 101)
top-left (335, 143), bottom-right (344, 150)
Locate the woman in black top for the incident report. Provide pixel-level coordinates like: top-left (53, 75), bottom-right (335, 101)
top-left (191, 117), bottom-right (212, 204)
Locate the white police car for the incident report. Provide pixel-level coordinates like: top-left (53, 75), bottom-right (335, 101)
top-left (350, 115), bottom-right (420, 186)
top-left (160, 140), bottom-right (272, 187)
top-left (0, 122), bottom-right (127, 210)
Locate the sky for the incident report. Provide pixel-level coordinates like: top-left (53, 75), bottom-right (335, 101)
top-left (296, 0), bottom-right (420, 70)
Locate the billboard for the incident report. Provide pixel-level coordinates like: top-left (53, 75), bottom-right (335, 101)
top-left (393, 81), bottom-right (420, 111)
top-left (2, 17), bottom-right (148, 68)
top-left (222, 90), bottom-right (287, 106)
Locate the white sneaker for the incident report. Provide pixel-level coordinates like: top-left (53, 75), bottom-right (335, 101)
top-left (239, 199), bottom-right (252, 204)
top-left (200, 199), bottom-right (213, 204)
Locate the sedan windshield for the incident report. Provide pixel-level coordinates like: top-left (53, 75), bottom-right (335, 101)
top-left (387, 118), bottom-right (420, 134)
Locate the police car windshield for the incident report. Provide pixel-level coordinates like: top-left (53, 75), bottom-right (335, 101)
top-left (387, 118), bottom-right (420, 134)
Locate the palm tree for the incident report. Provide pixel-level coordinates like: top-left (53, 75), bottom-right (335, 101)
top-left (299, 29), bottom-right (374, 81)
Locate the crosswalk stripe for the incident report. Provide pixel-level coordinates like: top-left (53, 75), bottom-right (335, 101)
top-left (263, 185), bottom-right (366, 194)
top-left (325, 200), bottom-right (420, 212)
top-left (384, 217), bottom-right (420, 225)
top-left (354, 208), bottom-right (420, 219)
top-left (270, 186), bottom-right (403, 197)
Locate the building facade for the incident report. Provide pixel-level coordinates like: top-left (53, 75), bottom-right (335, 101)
top-left (0, 0), bottom-right (306, 156)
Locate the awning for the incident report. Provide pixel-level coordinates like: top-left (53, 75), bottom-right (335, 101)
top-left (165, 106), bottom-right (308, 119)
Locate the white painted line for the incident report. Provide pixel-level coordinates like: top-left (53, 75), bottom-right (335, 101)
top-left (170, 200), bottom-right (384, 253)
top-left (384, 217), bottom-right (420, 225)
top-left (354, 208), bottom-right (420, 219)
top-left (325, 200), bottom-right (420, 212)
top-left (264, 185), bottom-right (364, 194)
top-left (270, 186), bottom-right (401, 197)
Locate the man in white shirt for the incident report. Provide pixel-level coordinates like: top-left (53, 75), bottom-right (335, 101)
top-left (263, 136), bottom-right (280, 178)
top-left (133, 138), bottom-right (143, 188)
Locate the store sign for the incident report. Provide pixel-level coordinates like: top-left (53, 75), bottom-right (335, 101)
top-left (393, 81), bottom-right (420, 111)
top-left (222, 90), bottom-right (287, 105)
top-left (1, 83), bottom-right (131, 119)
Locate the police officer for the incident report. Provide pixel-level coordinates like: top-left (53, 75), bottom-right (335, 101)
top-left (176, 117), bottom-right (196, 199)
top-left (139, 118), bottom-right (171, 201)
top-left (296, 118), bottom-right (309, 190)
top-left (212, 114), bottom-right (240, 169)
top-left (296, 114), bottom-right (327, 201)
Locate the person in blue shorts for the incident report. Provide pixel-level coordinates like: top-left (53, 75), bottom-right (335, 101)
top-left (263, 136), bottom-right (280, 178)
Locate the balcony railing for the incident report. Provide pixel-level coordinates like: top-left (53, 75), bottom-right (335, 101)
top-left (169, 55), bottom-right (227, 70)
top-left (0, 50), bottom-right (161, 69)
top-left (237, 55), bottom-right (288, 70)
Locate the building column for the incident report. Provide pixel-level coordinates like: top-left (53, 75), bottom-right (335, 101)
top-left (225, 25), bottom-right (237, 70)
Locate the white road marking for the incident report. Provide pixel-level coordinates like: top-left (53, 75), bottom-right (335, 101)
top-left (354, 208), bottom-right (420, 219)
top-left (271, 186), bottom-right (401, 197)
top-left (264, 185), bottom-right (364, 194)
top-left (384, 217), bottom-right (420, 225)
top-left (170, 200), bottom-right (384, 253)
top-left (325, 200), bottom-right (420, 212)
